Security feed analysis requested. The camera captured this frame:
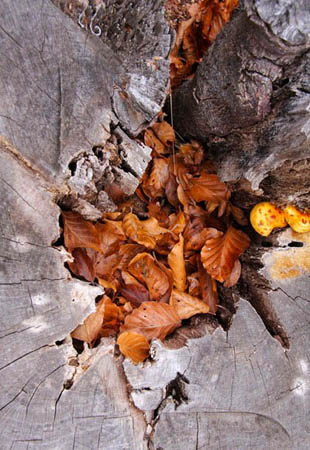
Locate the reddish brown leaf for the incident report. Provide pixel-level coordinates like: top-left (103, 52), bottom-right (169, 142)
top-left (121, 301), bottom-right (181, 341)
top-left (197, 257), bottom-right (219, 314)
top-left (119, 271), bottom-right (151, 307)
top-left (117, 331), bottom-right (150, 364)
top-left (184, 217), bottom-right (210, 252)
top-left (128, 253), bottom-right (170, 301)
top-left (170, 289), bottom-right (209, 319)
top-left (144, 128), bottom-right (166, 154)
top-left (188, 172), bottom-right (230, 206)
top-left (152, 121), bottom-right (175, 148)
top-left (200, 226), bottom-right (250, 283)
top-left (97, 220), bottom-right (126, 256)
top-left (69, 248), bottom-right (96, 282)
top-left (226, 202), bottom-right (248, 226)
top-left (62, 211), bottom-right (101, 253)
top-left (142, 158), bottom-right (170, 199)
top-left (179, 141), bottom-right (204, 166)
top-left (165, 173), bottom-right (179, 208)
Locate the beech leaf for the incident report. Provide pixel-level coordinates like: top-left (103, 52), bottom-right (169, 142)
top-left (168, 235), bottom-right (186, 291)
top-left (121, 301), bottom-right (181, 341)
top-left (188, 172), bottom-right (230, 205)
top-left (128, 253), bottom-right (170, 301)
top-left (69, 248), bottom-right (96, 282)
top-left (62, 211), bottom-right (101, 253)
top-left (117, 331), bottom-right (150, 364)
top-left (122, 213), bottom-right (169, 249)
top-left (170, 289), bottom-right (209, 319)
top-left (197, 257), bottom-right (219, 314)
top-left (142, 158), bottom-right (170, 199)
top-left (71, 296), bottom-right (121, 345)
top-left (201, 226), bottom-right (250, 283)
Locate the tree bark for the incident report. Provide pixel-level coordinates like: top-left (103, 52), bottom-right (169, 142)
top-left (1, 1), bottom-right (310, 449)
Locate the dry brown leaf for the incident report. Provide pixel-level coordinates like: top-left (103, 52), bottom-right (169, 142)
top-left (169, 210), bottom-right (186, 235)
top-left (123, 213), bottom-right (169, 249)
top-left (117, 331), bottom-right (150, 364)
top-left (187, 272), bottom-right (201, 297)
top-left (224, 258), bottom-right (241, 288)
top-left (152, 121), bottom-right (175, 148)
top-left (92, 243), bottom-right (145, 280)
top-left (184, 217), bottom-right (210, 252)
top-left (69, 248), bottom-right (96, 282)
top-left (168, 235), bottom-right (186, 291)
top-left (97, 220), bottom-right (126, 256)
top-left (170, 289), bottom-right (209, 319)
top-left (119, 270), bottom-right (150, 307)
top-left (201, 226), bottom-right (250, 283)
top-left (179, 141), bottom-right (204, 166)
top-left (197, 257), bottom-right (219, 314)
top-left (188, 172), bottom-right (230, 206)
top-left (98, 277), bottom-right (117, 292)
top-left (165, 172), bottom-right (179, 208)
top-left (62, 211), bottom-right (102, 253)
top-left (147, 201), bottom-right (170, 227)
top-left (142, 158), bottom-right (170, 199)
top-left (226, 202), bottom-right (248, 226)
top-left (121, 301), bottom-right (181, 341)
top-left (144, 128), bottom-right (166, 154)
top-left (128, 253), bottom-right (170, 301)
top-left (71, 296), bottom-right (121, 345)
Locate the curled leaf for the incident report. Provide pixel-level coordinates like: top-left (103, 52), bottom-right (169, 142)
top-left (168, 235), bottom-right (186, 291)
top-left (197, 257), bottom-right (219, 314)
top-left (71, 296), bottom-right (121, 345)
top-left (144, 128), bottom-right (166, 154)
top-left (152, 121), bottom-right (175, 148)
top-left (128, 253), bottom-right (170, 301)
top-left (142, 158), bottom-right (170, 199)
top-left (170, 289), bottom-right (209, 320)
top-left (117, 331), bottom-right (150, 364)
top-left (201, 226), bottom-right (250, 283)
top-left (121, 301), bottom-right (181, 341)
top-left (123, 213), bottom-right (168, 249)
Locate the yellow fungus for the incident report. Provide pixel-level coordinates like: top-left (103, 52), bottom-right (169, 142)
top-left (284, 205), bottom-right (310, 233)
top-left (250, 202), bottom-right (287, 237)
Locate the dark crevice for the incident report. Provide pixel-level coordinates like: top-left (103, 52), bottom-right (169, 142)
top-left (72, 338), bottom-right (85, 354)
top-left (152, 372), bottom-right (189, 426)
top-left (288, 241), bottom-right (304, 247)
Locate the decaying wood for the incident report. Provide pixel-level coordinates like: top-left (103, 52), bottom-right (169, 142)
top-left (1, 0), bottom-right (310, 449)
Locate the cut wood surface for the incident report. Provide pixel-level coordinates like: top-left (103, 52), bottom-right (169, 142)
top-left (1, 1), bottom-right (310, 449)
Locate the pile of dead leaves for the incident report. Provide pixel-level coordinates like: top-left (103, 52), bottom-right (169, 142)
top-left (170, 0), bottom-right (238, 87)
top-left (63, 119), bottom-right (250, 364)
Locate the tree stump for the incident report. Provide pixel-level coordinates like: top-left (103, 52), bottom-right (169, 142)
top-left (1, 1), bottom-right (310, 449)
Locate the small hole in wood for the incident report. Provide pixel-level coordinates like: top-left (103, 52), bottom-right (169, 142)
top-left (288, 241), bottom-right (304, 247)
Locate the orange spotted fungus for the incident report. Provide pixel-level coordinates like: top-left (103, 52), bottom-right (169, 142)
top-left (284, 205), bottom-right (310, 233)
top-left (250, 202), bottom-right (287, 237)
